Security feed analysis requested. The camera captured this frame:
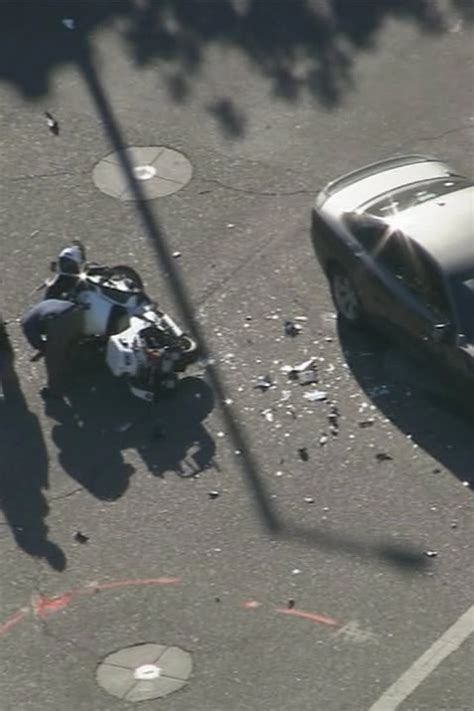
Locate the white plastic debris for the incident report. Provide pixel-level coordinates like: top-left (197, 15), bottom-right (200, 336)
top-left (297, 369), bottom-right (318, 385)
top-left (62, 18), bottom-right (75, 29)
top-left (172, 251), bottom-right (182, 258)
top-left (261, 408), bottom-right (274, 422)
top-left (303, 389), bottom-right (327, 402)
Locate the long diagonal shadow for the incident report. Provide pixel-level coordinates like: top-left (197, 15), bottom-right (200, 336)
top-left (77, 42), bottom-right (426, 573)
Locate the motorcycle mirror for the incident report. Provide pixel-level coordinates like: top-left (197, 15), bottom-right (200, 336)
top-left (49, 260), bottom-right (57, 272)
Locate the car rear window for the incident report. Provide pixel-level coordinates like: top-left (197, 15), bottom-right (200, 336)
top-left (363, 177), bottom-right (473, 217)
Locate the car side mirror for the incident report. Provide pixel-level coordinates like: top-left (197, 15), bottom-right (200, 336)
top-left (431, 323), bottom-right (453, 344)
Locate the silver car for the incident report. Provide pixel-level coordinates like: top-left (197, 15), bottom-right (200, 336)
top-left (311, 155), bottom-right (474, 389)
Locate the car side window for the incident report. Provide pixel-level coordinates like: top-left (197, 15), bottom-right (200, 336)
top-left (406, 248), bottom-right (451, 320)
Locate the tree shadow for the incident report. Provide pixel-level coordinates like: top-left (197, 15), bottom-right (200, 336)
top-left (0, 341), bottom-right (66, 571)
top-left (0, 0), bottom-right (471, 132)
top-left (336, 320), bottom-right (474, 489)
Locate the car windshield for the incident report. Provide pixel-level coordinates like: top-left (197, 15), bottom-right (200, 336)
top-left (450, 270), bottom-right (474, 342)
top-left (362, 176), bottom-right (473, 218)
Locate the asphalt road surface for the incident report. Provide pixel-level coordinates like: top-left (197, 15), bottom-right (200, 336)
top-left (1, 2), bottom-right (473, 710)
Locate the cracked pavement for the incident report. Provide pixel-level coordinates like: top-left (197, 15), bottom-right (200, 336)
top-left (1, 4), bottom-right (474, 711)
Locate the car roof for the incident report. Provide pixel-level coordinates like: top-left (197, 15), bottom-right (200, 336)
top-left (385, 186), bottom-right (474, 276)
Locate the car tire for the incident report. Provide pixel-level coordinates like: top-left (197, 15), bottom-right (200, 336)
top-left (329, 265), bottom-right (363, 325)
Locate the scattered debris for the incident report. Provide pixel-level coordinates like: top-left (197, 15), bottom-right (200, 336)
top-left (303, 390), bottom-right (328, 402)
top-left (227, 223), bottom-right (235, 229)
top-left (297, 369), bottom-right (318, 385)
top-left (116, 422), bottom-right (133, 433)
top-left (215, 597), bottom-right (221, 603)
top-left (424, 550), bottom-right (438, 558)
top-left (208, 490), bottom-right (220, 500)
top-left (275, 470), bottom-right (283, 477)
top-left (261, 408), bottom-right (275, 423)
top-left (172, 251), bottom-right (182, 259)
top-left (327, 405), bottom-right (340, 436)
top-left (279, 390), bottom-right (292, 403)
top-left (284, 320), bottom-right (302, 337)
top-left (359, 419), bottom-right (375, 428)
top-left (304, 496), bottom-right (315, 504)
top-left (61, 18), bottom-right (75, 29)
top-left (375, 452), bottom-right (392, 462)
top-left (319, 434), bottom-right (328, 446)
top-left (254, 374), bottom-right (273, 391)
top-left (451, 521), bottom-right (458, 529)
top-left (287, 599), bottom-right (295, 609)
top-left (282, 357), bottom-right (318, 385)
top-left (298, 447), bottom-right (309, 462)
top-left (74, 532), bottom-right (89, 544)
top-left (44, 111), bottom-right (59, 135)
top-left (291, 569), bottom-right (302, 575)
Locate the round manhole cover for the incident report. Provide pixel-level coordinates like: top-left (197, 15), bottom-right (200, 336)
top-left (96, 643), bottom-right (193, 702)
top-left (92, 146), bottom-right (193, 201)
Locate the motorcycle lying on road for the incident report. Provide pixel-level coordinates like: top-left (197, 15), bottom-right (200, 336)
top-left (38, 241), bottom-right (198, 401)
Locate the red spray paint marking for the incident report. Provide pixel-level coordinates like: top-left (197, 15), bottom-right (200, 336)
top-left (33, 592), bottom-right (74, 618)
top-left (0, 609), bottom-right (29, 636)
top-left (0, 576), bottom-right (180, 637)
top-left (275, 607), bottom-right (339, 627)
top-left (241, 600), bottom-right (262, 609)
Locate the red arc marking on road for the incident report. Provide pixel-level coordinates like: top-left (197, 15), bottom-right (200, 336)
top-left (0, 576), bottom-right (180, 636)
top-left (0, 609), bottom-right (29, 636)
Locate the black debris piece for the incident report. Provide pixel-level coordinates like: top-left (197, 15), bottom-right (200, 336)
top-left (359, 419), bottom-right (375, 428)
top-left (74, 531), bottom-right (89, 544)
top-left (375, 452), bottom-right (392, 462)
top-left (298, 447), bottom-right (309, 462)
top-left (287, 599), bottom-right (295, 609)
top-left (254, 374), bottom-right (273, 391)
top-left (44, 111), bottom-right (59, 135)
top-left (284, 320), bottom-right (302, 337)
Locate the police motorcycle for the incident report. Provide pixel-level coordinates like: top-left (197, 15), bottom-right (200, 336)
top-left (40, 242), bottom-right (198, 401)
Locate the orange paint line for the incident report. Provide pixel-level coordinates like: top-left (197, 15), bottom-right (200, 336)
top-left (93, 577), bottom-right (180, 591)
top-left (275, 607), bottom-right (339, 627)
top-left (0, 609), bottom-right (29, 636)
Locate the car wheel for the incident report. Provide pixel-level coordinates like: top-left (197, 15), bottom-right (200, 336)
top-left (329, 266), bottom-right (363, 325)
